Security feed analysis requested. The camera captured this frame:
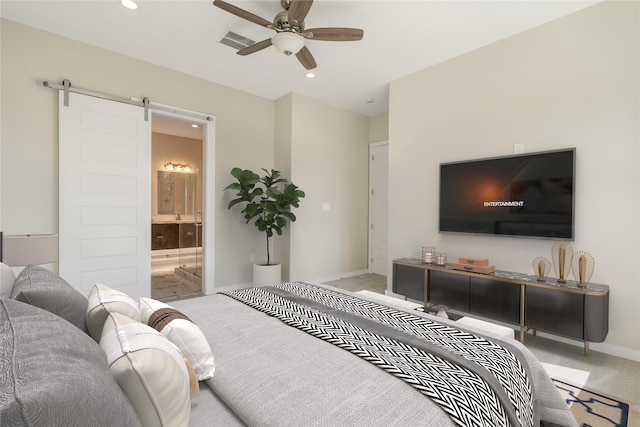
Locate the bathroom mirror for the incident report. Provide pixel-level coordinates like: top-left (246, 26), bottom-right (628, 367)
top-left (157, 171), bottom-right (199, 216)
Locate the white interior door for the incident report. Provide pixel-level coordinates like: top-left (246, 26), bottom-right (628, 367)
top-left (59, 92), bottom-right (151, 297)
top-left (369, 141), bottom-right (389, 276)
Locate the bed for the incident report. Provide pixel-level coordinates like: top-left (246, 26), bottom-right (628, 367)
top-left (1, 264), bottom-right (577, 427)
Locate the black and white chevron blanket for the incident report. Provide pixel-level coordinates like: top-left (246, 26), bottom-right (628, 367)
top-left (222, 282), bottom-right (535, 427)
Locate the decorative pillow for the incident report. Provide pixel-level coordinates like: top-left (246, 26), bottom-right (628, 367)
top-left (0, 299), bottom-right (141, 427)
top-left (1, 262), bottom-right (16, 298)
top-left (10, 264), bottom-right (88, 332)
top-left (100, 312), bottom-right (191, 427)
top-left (139, 297), bottom-right (216, 380)
top-left (86, 283), bottom-right (141, 341)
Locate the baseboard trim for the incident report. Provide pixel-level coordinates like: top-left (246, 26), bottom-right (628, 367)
top-left (532, 331), bottom-right (640, 363)
top-left (306, 269), bottom-right (371, 285)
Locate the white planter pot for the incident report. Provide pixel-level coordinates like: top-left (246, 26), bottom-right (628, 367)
top-left (253, 263), bottom-right (281, 287)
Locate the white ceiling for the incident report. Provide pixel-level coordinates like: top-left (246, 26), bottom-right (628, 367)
top-left (1, 0), bottom-right (599, 117)
top-left (153, 114), bottom-right (204, 139)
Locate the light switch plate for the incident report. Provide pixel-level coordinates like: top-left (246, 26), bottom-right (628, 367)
top-left (514, 143), bottom-right (525, 154)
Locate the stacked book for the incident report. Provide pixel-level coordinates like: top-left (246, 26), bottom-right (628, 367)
top-left (450, 257), bottom-right (495, 274)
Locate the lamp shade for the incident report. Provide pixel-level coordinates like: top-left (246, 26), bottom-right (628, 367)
top-left (2, 234), bottom-right (59, 266)
top-left (271, 32), bottom-right (304, 56)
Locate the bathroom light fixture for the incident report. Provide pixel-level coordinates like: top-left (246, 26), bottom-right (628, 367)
top-left (121, 0), bottom-right (137, 10)
top-left (164, 162), bottom-right (192, 173)
top-left (191, 124), bottom-right (199, 128)
top-left (271, 32), bottom-right (305, 56)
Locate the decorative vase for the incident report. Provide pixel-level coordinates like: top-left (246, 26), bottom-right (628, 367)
top-left (253, 263), bottom-right (281, 287)
top-left (531, 256), bottom-right (551, 282)
top-left (571, 251), bottom-right (594, 287)
top-left (551, 242), bottom-right (573, 284)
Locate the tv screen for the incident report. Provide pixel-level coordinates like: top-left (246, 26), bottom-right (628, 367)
top-left (439, 148), bottom-right (575, 239)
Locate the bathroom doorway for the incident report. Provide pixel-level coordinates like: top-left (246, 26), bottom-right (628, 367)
top-left (151, 115), bottom-right (204, 301)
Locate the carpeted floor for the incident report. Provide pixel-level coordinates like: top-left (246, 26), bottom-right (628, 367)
top-left (552, 378), bottom-right (640, 427)
top-left (323, 273), bottom-right (388, 294)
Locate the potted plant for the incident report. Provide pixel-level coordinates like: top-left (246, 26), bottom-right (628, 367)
top-left (224, 167), bottom-right (305, 285)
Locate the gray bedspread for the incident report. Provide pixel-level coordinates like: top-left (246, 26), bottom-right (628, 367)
top-left (172, 283), bottom-right (577, 427)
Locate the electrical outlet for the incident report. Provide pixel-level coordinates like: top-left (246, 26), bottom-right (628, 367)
top-left (514, 143), bottom-right (525, 154)
top-left (250, 254), bottom-right (256, 263)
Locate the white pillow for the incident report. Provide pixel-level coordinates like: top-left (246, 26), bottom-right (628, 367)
top-left (100, 312), bottom-right (191, 427)
top-left (1, 262), bottom-right (16, 298)
top-left (86, 283), bottom-right (141, 341)
top-left (139, 297), bottom-right (215, 381)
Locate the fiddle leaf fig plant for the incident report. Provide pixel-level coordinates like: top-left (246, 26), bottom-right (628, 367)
top-left (224, 167), bottom-right (305, 265)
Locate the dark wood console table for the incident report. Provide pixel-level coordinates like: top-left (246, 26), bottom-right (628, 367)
top-left (393, 258), bottom-right (609, 356)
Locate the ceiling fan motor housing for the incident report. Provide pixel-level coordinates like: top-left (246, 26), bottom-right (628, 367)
top-left (274, 10), bottom-right (305, 33)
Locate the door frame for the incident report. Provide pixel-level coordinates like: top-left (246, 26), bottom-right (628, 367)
top-left (150, 109), bottom-right (216, 295)
top-left (368, 140), bottom-right (389, 276)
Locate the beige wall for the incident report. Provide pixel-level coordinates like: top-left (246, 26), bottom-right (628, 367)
top-left (389, 1), bottom-right (639, 356)
top-left (369, 112), bottom-right (389, 143)
top-left (287, 93), bottom-right (370, 281)
top-left (0, 19), bottom-right (372, 288)
top-left (0, 19), bottom-right (275, 287)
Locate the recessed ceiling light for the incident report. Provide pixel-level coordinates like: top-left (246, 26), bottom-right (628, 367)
top-left (305, 72), bottom-right (316, 79)
top-left (121, 0), bottom-right (137, 10)
top-left (365, 98), bottom-right (376, 104)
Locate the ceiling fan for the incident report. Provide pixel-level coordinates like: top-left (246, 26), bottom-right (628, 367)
top-left (213, 0), bottom-right (364, 70)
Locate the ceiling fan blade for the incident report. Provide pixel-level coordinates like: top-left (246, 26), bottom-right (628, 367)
top-left (296, 46), bottom-right (317, 70)
top-left (288, 0), bottom-right (313, 23)
top-left (213, 0), bottom-right (273, 29)
top-left (304, 27), bottom-right (364, 41)
top-left (237, 39), bottom-right (272, 56)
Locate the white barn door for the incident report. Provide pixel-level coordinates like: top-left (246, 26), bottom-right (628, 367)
top-left (59, 92), bottom-right (151, 297)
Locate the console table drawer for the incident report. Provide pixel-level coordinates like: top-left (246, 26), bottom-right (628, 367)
top-left (469, 277), bottom-right (520, 324)
top-left (525, 286), bottom-right (584, 340)
top-left (429, 270), bottom-right (469, 311)
top-left (392, 263), bottom-right (424, 301)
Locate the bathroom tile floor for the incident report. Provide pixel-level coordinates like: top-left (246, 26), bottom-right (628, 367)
top-left (151, 271), bottom-right (202, 302)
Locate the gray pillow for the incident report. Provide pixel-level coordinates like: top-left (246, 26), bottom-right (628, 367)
top-left (10, 264), bottom-right (88, 332)
top-left (1, 262), bottom-right (16, 298)
top-left (0, 299), bottom-right (141, 427)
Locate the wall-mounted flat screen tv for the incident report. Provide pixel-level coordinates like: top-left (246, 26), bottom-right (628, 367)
top-left (439, 148), bottom-right (575, 239)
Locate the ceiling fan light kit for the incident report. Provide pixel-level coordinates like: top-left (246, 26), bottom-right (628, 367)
top-left (121, 0), bottom-right (137, 10)
top-left (213, 0), bottom-right (363, 70)
top-left (272, 32), bottom-right (305, 56)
